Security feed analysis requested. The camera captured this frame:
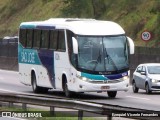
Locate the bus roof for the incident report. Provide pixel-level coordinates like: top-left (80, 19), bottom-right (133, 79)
top-left (20, 18), bottom-right (125, 36)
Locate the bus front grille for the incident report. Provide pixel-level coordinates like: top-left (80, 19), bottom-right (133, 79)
top-left (88, 79), bottom-right (122, 84)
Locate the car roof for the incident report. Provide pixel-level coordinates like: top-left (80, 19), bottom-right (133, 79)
top-left (138, 63), bottom-right (160, 67)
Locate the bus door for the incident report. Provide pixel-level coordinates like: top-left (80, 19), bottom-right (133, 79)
top-left (54, 30), bottom-right (70, 89)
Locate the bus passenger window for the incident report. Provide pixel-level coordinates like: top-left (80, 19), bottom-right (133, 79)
top-left (58, 30), bottom-right (66, 51)
top-left (41, 30), bottom-right (49, 49)
top-left (26, 29), bottom-right (33, 48)
top-left (33, 29), bottom-right (41, 48)
top-left (20, 29), bottom-right (27, 47)
top-left (49, 30), bottom-right (58, 50)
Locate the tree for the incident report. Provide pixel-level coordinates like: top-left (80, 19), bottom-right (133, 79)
top-left (62, 0), bottom-right (93, 18)
top-left (91, 0), bottom-right (106, 19)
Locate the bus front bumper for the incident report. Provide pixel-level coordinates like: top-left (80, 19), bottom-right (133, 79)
top-left (70, 79), bottom-right (129, 92)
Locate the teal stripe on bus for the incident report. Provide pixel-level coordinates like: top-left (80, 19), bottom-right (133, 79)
top-left (20, 25), bottom-right (36, 29)
top-left (81, 72), bottom-right (108, 80)
top-left (18, 44), bottom-right (41, 65)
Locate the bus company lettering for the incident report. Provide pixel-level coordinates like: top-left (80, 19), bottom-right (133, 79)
top-left (21, 51), bottom-right (35, 63)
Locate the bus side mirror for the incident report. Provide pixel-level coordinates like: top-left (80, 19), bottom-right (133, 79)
top-left (72, 37), bottom-right (78, 54)
top-left (127, 37), bottom-right (134, 54)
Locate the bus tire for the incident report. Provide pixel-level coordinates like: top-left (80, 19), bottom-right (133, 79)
top-left (31, 72), bottom-right (41, 93)
top-left (63, 76), bottom-right (72, 97)
top-left (107, 91), bottom-right (117, 98)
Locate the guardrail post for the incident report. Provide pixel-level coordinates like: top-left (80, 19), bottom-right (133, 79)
top-left (78, 110), bottom-right (83, 120)
top-left (107, 115), bottom-right (112, 120)
top-left (50, 106), bottom-right (55, 116)
top-left (22, 103), bottom-right (27, 111)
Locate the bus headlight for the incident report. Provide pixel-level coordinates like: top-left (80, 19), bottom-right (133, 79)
top-left (122, 76), bottom-right (129, 81)
top-left (82, 77), bottom-right (87, 81)
top-left (77, 75), bottom-right (90, 82)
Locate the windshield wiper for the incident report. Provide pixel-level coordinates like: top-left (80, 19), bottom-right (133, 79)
top-left (104, 48), bottom-right (118, 71)
top-left (92, 49), bottom-right (101, 71)
top-left (150, 73), bottom-right (158, 74)
top-left (124, 42), bottom-right (128, 62)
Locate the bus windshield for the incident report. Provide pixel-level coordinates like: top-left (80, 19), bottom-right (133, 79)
top-left (76, 35), bottom-right (129, 73)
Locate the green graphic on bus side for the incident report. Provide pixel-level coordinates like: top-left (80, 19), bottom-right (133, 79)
top-left (18, 44), bottom-right (41, 65)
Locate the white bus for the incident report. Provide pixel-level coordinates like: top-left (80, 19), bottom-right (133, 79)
top-left (18, 18), bottom-right (134, 98)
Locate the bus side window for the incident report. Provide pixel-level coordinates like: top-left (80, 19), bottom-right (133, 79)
top-left (41, 30), bottom-right (49, 49)
top-left (57, 30), bottom-right (66, 51)
top-left (66, 30), bottom-right (76, 67)
top-left (49, 30), bottom-right (58, 50)
top-left (19, 29), bottom-right (27, 47)
top-left (26, 29), bottom-right (33, 48)
top-left (67, 30), bottom-right (74, 52)
top-left (33, 29), bottom-right (41, 48)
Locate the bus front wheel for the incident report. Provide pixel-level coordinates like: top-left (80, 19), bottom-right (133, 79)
top-left (107, 91), bottom-right (117, 98)
top-left (63, 76), bottom-right (73, 97)
top-left (64, 83), bottom-right (72, 97)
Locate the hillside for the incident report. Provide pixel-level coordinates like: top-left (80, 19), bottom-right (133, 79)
top-left (0, 0), bottom-right (159, 47)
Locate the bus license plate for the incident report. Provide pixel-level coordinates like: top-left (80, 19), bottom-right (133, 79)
top-left (101, 86), bottom-right (110, 90)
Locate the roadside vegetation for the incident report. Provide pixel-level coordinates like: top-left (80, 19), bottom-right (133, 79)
top-left (0, 0), bottom-right (160, 47)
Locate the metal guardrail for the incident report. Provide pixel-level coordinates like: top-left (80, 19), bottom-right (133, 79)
top-left (0, 92), bottom-right (160, 120)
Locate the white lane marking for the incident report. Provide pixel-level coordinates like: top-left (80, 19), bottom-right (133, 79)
top-left (0, 88), bottom-right (25, 94)
top-left (0, 69), bottom-right (18, 74)
top-left (0, 88), bottom-right (45, 97)
top-left (126, 96), bottom-right (150, 101)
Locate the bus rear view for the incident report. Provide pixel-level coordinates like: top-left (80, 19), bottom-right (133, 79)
top-left (18, 18), bottom-right (134, 98)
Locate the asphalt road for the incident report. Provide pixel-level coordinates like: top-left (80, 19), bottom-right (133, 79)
top-left (0, 69), bottom-right (160, 112)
